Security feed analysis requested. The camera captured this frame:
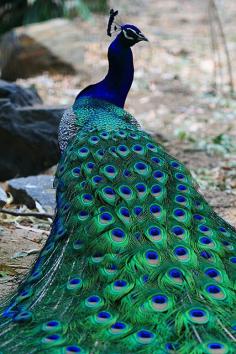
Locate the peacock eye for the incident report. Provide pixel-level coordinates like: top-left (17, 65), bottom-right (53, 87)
top-left (126, 29), bottom-right (136, 37)
top-left (123, 28), bottom-right (137, 40)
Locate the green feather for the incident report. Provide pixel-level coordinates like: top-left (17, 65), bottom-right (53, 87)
top-left (0, 98), bottom-right (236, 353)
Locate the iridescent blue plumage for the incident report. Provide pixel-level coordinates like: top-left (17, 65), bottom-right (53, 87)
top-left (76, 24), bottom-right (147, 108)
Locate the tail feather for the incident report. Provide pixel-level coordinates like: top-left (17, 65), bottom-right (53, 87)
top-left (0, 98), bottom-right (236, 353)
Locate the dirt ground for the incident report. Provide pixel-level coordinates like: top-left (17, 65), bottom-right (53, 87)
top-left (1, 0), bottom-right (236, 299)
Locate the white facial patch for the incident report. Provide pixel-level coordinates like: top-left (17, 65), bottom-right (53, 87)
top-left (122, 28), bottom-right (138, 40)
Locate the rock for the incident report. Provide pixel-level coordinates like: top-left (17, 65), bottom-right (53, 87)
top-left (0, 79), bottom-right (42, 106)
top-left (7, 175), bottom-right (56, 213)
top-left (0, 98), bottom-right (63, 181)
top-left (0, 19), bottom-right (79, 81)
top-left (0, 186), bottom-right (7, 207)
top-left (0, 80), bottom-right (63, 181)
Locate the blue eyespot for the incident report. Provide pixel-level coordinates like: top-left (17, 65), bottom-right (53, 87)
top-left (177, 184), bottom-right (187, 191)
top-left (63, 204), bottom-right (70, 211)
top-left (151, 185), bottom-right (161, 194)
top-left (66, 346), bottom-right (81, 353)
top-left (104, 187), bottom-right (115, 195)
top-left (110, 147), bottom-right (116, 153)
top-left (175, 195), bottom-right (186, 203)
top-left (194, 214), bottom-right (204, 220)
top-left (123, 169), bottom-right (131, 177)
top-left (171, 161), bottom-right (180, 168)
top-left (153, 170), bottom-right (164, 179)
top-left (149, 227), bottom-right (161, 236)
top-left (135, 162), bottom-right (147, 170)
top-left (190, 309), bottom-right (205, 317)
top-left (87, 162), bottom-right (94, 169)
top-left (80, 147), bottom-right (88, 153)
top-left (200, 251), bottom-right (212, 259)
top-left (69, 278), bottom-right (81, 285)
top-left (93, 175), bottom-right (102, 183)
top-left (46, 321), bottom-right (59, 327)
top-left (20, 290), bottom-right (29, 296)
top-left (206, 285), bottom-right (220, 294)
top-left (230, 257), bottom-right (236, 263)
top-left (150, 205), bottom-right (161, 213)
top-left (151, 157), bottom-right (160, 163)
top-left (98, 311), bottom-right (111, 319)
top-left (45, 334), bottom-right (60, 340)
top-left (80, 181), bottom-right (87, 188)
top-left (105, 165), bottom-right (115, 173)
top-left (79, 210), bottom-right (88, 217)
top-left (118, 145), bottom-right (127, 152)
top-left (120, 208), bottom-right (130, 217)
top-left (219, 227), bottom-right (226, 233)
top-left (152, 295), bottom-right (167, 304)
top-left (176, 173), bottom-right (185, 180)
top-left (112, 322), bottom-right (126, 330)
top-left (136, 183), bottom-right (146, 192)
top-left (109, 264), bottom-right (117, 271)
top-left (208, 343), bottom-right (224, 350)
top-left (169, 269), bottom-right (182, 278)
top-left (118, 131), bottom-right (125, 136)
top-left (205, 269), bottom-right (219, 278)
top-left (72, 167), bottom-right (81, 175)
top-left (87, 296), bottom-right (100, 303)
top-left (83, 194), bottom-right (93, 201)
top-left (100, 212), bottom-right (112, 221)
top-left (112, 228), bottom-right (125, 238)
top-left (146, 251), bottom-right (158, 260)
top-left (199, 225), bottom-right (209, 232)
top-left (200, 237), bottom-right (211, 245)
top-left (175, 247), bottom-right (187, 256)
top-left (166, 343), bottom-right (176, 350)
top-left (137, 330), bottom-right (154, 339)
top-left (133, 145), bottom-right (142, 151)
top-left (13, 311), bottom-right (32, 322)
top-left (120, 186), bottom-right (131, 195)
top-left (174, 209), bottom-right (185, 217)
top-left (134, 206), bottom-right (143, 216)
top-left (172, 226), bottom-right (184, 236)
top-left (97, 149), bottom-right (104, 156)
top-left (114, 280), bottom-right (127, 287)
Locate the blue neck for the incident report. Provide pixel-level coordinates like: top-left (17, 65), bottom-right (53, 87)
top-left (75, 34), bottom-right (134, 108)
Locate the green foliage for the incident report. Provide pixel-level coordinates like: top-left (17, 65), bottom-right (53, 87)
top-left (0, 0), bottom-right (108, 35)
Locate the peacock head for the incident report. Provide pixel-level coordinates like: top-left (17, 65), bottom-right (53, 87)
top-left (120, 24), bottom-right (148, 46)
top-left (107, 9), bottom-right (148, 47)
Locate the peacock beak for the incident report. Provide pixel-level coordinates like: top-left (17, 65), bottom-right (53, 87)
top-left (137, 32), bottom-right (148, 42)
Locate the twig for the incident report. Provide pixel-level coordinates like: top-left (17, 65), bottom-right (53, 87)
top-left (208, 1), bottom-right (223, 94)
top-left (212, 204), bottom-right (235, 209)
top-left (4, 264), bottom-right (30, 270)
top-left (15, 222), bottom-right (50, 235)
top-left (0, 208), bottom-right (53, 219)
top-left (208, 0), bottom-right (234, 96)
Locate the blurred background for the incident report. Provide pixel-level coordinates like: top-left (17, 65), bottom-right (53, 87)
top-left (0, 0), bottom-right (236, 295)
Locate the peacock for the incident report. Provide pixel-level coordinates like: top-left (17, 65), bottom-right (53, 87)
top-left (0, 9), bottom-right (236, 354)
